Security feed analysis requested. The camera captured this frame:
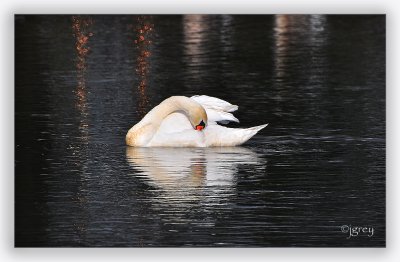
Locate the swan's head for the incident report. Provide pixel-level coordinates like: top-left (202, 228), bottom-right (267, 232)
top-left (189, 107), bottom-right (208, 131)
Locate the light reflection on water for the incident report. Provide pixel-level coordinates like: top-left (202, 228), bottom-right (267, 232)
top-left (183, 15), bottom-right (207, 62)
top-left (273, 15), bottom-right (327, 82)
top-left (70, 15), bottom-right (93, 240)
top-left (134, 15), bottom-right (153, 117)
top-left (72, 15), bottom-right (93, 136)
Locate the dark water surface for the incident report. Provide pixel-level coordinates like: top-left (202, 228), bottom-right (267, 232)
top-left (15, 15), bottom-right (385, 247)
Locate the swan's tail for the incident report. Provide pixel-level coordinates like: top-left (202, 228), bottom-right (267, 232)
top-left (205, 123), bottom-right (268, 147)
top-left (246, 123), bottom-right (269, 133)
top-left (239, 124), bottom-right (268, 144)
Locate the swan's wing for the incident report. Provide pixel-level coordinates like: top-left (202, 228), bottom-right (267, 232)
top-left (149, 129), bottom-right (206, 147)
top-left (204, 123), bottom-right (268, 147)
top-left (148, 112), bottom-right (206, 147)
top-left (156, 112), bottom-right (192, 134)
top-left (191, 95), bottom-right (239, 124)
top-left (205, 109), bottom-right (239, 124)
top-left (191, 95), bottom-right (238, 112)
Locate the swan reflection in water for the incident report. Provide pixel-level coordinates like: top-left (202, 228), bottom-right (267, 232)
top-left (126, 147), bottom-right (264, 202)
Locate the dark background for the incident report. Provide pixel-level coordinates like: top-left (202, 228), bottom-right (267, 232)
top-left (15, 15), bottom-right (385, 247)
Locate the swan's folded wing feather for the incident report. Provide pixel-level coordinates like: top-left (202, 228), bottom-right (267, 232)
top-left (191, 95), bottom-right (239, 124)
top-left (148, 129), bottom-right (206, 147)
top-left (204, 109), bottom-right (239, 124)
top-left (191, 95), bottom-right (238, 112)
top-left (156, 112), bottom-right (193, 134)
top-left (149, 112), bottom-right (206, 147)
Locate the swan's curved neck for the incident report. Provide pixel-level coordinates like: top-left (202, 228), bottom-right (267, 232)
top-left (126, 96), bottom-right (204, 146)
top-left (142, 96), bottom-right (197, 126)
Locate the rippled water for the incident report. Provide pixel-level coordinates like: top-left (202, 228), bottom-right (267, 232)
top-left (15, 15), bottom-right (385, 247)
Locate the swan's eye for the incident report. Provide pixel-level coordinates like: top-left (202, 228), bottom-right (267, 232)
top-left (195, 120), bottom-right (206, 131)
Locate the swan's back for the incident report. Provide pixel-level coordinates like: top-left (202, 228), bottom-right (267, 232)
top-left (191, 95), bottom-right (268, 146)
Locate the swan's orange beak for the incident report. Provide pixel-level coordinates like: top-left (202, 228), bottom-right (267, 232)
top-left (195, 120), bottom-right (206, 131)
top-left (196, 125), bottom-right (204, 131)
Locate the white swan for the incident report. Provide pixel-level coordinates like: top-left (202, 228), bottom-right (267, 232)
top-left (126, 95), bottom-right (268, 147)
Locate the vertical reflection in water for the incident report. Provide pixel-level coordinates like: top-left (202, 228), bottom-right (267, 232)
top-left (274, 15), bottom-right (327, 82)
top-left (273, 15), bottom-right (290, 82)
top-left (273, 14), bottom-right (327, 117)
top-left (134, 16), bottom-right (153, 117)
top-left (307, 15), bottom-right (327, 89)
top-left (220, 15), bottom-right (234, 60)
top-left (272, 14), bottom-right (292, 120)
top-left (183, 15), bottom-right (209, 84)
top-left (72, 16), bottom-right (93, 137)
top-left (309, 14), bottom-right (326, 33)
top-left (71, 15), bottom-right (93, 240)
